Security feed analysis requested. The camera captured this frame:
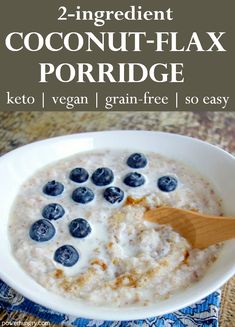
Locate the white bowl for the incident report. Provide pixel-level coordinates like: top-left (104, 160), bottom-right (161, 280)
top-left (0, 131), bottom-right (235, 321)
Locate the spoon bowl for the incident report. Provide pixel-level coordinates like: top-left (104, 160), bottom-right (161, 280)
top-left (145, 207), bottom-right (235, 249)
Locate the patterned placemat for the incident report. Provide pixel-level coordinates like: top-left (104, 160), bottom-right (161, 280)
top-left (0, 279), bottom-right (220, 326)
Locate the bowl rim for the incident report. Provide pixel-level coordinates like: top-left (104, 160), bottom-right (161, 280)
top-left (0, 130), bottom-right (235, 321)
top-left (1, 129), bottom-right (235, 161)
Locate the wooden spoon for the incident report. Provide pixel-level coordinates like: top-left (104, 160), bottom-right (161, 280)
top-left (144, 207), bottom-right (235, 249)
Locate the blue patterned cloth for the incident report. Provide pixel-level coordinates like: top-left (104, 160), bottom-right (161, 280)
top-left (0, 279), bottom-right (220, 326)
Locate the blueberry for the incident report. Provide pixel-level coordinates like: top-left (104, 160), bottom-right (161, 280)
top-left (42, 203), bottom-right (65, 220)
top-left (69, 168), bottom-right (89, 183)
top-left (127, 153), bottom-right (147, 169)
top-left (91, 167), bottom-right (114, 186)
top-left (43, 180), bottom-right (64, 196)
top-left (54, 245), bottom-right (79, 267)
top-left (123, 172), bottom-right (145, 187)
top-left (72, 187), bottom-right (94, 204)
top-left (29, 219), bottom-right (55, 242)
top-left (69, 218), bottom-right (92, 238)
top-left (103, 186), bottom-right (124, 204)
top-left (157, 175), bottom-right (178, 192)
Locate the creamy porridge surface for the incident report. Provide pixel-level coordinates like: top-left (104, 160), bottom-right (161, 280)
top-left (9, 150), bottom-right (222, 307)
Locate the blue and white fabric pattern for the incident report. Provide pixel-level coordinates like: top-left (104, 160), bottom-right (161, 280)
top-left (0, 279), bottom-right (220, 326)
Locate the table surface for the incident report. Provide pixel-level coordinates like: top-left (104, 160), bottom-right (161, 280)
top-left (0, 111), bottom-right (234, 326)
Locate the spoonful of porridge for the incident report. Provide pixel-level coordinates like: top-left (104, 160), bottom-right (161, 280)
top-left (145, 207), bottom-right (235, 249)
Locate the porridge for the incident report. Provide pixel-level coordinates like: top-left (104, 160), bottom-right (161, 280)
top-left (8, 150), bottom-right (222, 306)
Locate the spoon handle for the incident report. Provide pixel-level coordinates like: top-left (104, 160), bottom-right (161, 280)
top-left (145, 207), bottom-right (235, 249)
